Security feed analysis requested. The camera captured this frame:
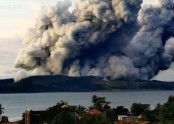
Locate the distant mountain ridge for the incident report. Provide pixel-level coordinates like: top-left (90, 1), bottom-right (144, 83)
top-left (0, 79), bottom-right (14, 87)
top-left (0, 75), bottom-right (174, 93)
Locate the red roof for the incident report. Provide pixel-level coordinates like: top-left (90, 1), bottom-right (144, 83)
top-left (3, 121), bottom-right (20, 124)
top-left (140, 121), bottom-right (150, 124)
top-left (89, 108), bottom-right (102, 115)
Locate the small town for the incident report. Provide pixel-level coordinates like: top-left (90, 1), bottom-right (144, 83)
top-left (0, 95), bottom-right (174, 124)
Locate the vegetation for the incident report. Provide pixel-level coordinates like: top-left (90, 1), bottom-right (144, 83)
top-left (91, 95), bottom-right (111, 111)
top-left (2, 95), bottom-right (174, 124)
top-left (130, 103), bottom-right (150, 115)
top-left (0, 104), bottom-right (4, 115)
top-left (159, 96), bottom-right (174, 123)
top-left (0, 104), bottom-right (4, 123)
top-left (17, 95), bottom-right (174, 124)
top-left (134, 96), bottom-right (174, 123)
top-left (113, 106), bottom-right (129, 116)
top-left (2, 75), bottom-right (174, 93)
top-left (1, 94), bottom-right (174, 124)
top-left (53, 111), bottom-right (77, 124)
top-left (50, 95), bottom-right (174, 124)
top-left (51, 95), bottom-right (113, 124)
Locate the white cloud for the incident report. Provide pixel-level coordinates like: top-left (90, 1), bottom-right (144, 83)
top-left (0, 0), bottom-right (70, 79)
top-left (143, 0), bottom-right (159, 5)
top-left (153, 63), bottom-right (174, 82)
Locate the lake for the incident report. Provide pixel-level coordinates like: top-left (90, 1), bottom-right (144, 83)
top-left (0, 91), bottom-right (174, 121)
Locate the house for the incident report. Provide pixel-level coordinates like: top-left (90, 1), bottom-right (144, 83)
top-left (2, 121), bottom-right (21, 124)
top-left (89, 108), bottom-right (102, 116)
top-left (118, 115), bottom-right (130, 121)
top-left (1, 116), bottom-right (9, 123)
top-left (23, 104), bottom-right (73, 124)
top-left (24, 110), bottom-right (54, 124)
top-left (140, 121), bottom-right (150, 124)
top-left (117, 119), bottom-right (138, 124)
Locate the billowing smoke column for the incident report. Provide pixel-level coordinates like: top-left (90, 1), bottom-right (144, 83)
top-left (15, 0), bottom-right (174, 80)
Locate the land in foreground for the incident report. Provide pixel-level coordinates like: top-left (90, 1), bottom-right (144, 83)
top-left (1, 95), bottom-right (174, 124)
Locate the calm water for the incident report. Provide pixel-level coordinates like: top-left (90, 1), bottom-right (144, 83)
top-left (0, 91), bottom-right (174, 121)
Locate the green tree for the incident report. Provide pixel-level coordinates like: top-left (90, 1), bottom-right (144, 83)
top-left (139, 103), bottom-right (162, 122)
top-left (53, 111), bottom-right (77, 124)
top-left (130, 103), bottom-right (150, 115)
top-left (159, 96), bottom-right (174, 123)
top-left (79, 114), bottom-right (100, 124)
top-left (75, 105), bottom-right (87, 117)
top-left (91, 95), bottom-right (111, 111)
top-left (152, 103), bottom-right (161, 122)
top-left (79, 113), bottom-right (111, 124)
top-left (113, 106), bottom-right (129, 116)
top-left (0, 104), bottom-right (4, 115)
top-left (140, 110), bottom-right (156, 122)
top-left (103, 109), bottom-right (115, 123)
top-left (100, 117), bottom-right (111, 124)
top-left (48, 101), bottom-right (68, 116)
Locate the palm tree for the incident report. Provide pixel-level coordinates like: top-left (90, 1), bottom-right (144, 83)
top-left (0, 104), bottom-right (4, 115)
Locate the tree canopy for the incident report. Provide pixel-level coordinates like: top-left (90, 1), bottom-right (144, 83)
top-left (159, 96), bottom-right (174, 123)
top-left (130, 103), bottom-right (150, 115)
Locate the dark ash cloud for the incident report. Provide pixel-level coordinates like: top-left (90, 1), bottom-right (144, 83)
top-left (15, 0), bottom-right (174, 81)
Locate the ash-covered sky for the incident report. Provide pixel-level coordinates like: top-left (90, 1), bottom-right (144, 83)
top-left (0, 0), bottom-right (173, 81)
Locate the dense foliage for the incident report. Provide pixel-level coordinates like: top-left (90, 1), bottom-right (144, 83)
top-left (130, 103), bottom-right (150, 115)
top-left (137, 96), bottom-right (174, 123)
top-left (53, 112), bottom-right (77, 124)
top-left (18, 95), bottom-right (174, 124)
top-left (159, 96), bottom-right (174, 123)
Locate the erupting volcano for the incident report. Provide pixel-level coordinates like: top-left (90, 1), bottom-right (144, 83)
top-left (15, 0), bottom-right (174, 81)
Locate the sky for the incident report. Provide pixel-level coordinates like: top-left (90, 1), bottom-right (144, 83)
top-left (0, 0), bottom-right (172, 81)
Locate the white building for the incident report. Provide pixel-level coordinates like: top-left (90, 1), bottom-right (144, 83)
top-left (118, 115), bottom-right (130, 121)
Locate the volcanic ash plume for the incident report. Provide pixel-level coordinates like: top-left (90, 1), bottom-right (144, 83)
top-left (15, 0), bottom-right (174, 81)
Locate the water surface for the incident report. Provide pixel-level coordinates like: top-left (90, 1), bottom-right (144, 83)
top-left (0, 91), bottom-right (174, 121)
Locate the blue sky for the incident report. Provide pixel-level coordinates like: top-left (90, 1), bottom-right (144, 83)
top-left (1, 0), bottom-right (171, 81)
